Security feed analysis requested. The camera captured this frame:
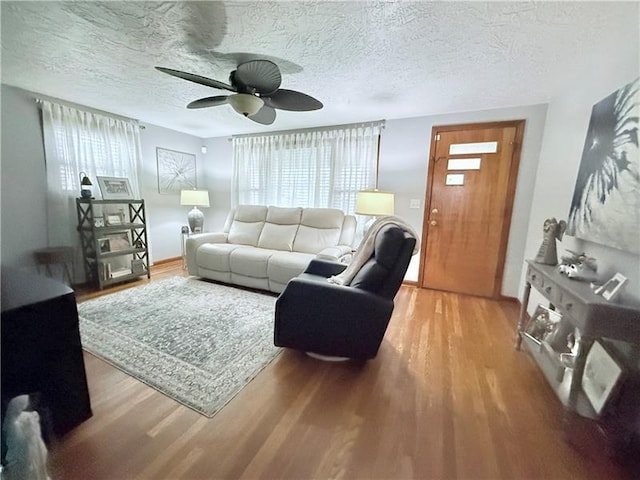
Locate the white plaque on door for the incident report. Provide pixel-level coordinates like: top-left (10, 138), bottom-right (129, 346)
top-left (445, 173), bottom-right (465, 186)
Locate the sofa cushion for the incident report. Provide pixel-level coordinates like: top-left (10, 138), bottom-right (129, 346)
top-left (227, 205), bottom-right (268, 246)
top-left (292, 208), bottom-right (344, 253)
top-left (293, 226), bottom-right (342, 254)
top-left (196, 244), bottom-right (247, 272)
top-left (258, 223), bottom-right (299, 251)
top-left (267, 252), bottom-right (316, 284)
top-left (234, 205), bottom-right (268, 222)
top-left (266, 206), bottom-right (302, 224)
top-left (230, 247), bottom-right (277, 278)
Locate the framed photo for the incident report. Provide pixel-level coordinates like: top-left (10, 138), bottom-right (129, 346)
top-left (582, 340), bottom-right (625, 415)
top-left (598, 273), bottom-right (627, 301)
top-left (98, 238), bottom-right (111, 253)
top-left (96, 176), bottom-right (134, 200)
top-left (524, 305), bottom-right (563, 345)
top-left (105, 213), bottom-right (123, 226)
top-left (156, 147), bottom-right (197, 194)
top-left (104, 232), bottom-right (130, 251)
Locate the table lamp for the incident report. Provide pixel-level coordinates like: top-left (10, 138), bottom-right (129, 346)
top-left (180, 189), bottom-right (210, 233)
top-left (355, 189), bottom-right (395, 231)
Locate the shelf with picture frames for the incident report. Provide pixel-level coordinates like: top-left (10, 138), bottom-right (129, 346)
top-left (515, 260), bottom-right (640, 455)
top-left (76, 198), bottom-right (150, 289)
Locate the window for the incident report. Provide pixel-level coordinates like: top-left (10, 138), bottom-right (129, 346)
top-left (232, 121), bottom-right (384, 214)
top-left (40, 100), bottom-right (141, 250)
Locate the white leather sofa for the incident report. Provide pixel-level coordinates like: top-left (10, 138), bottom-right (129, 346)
top-left (186, 205), bottom-right (357, 293)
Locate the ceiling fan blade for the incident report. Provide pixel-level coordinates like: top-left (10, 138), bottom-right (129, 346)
top-left (234, 60), bottom-right (281, 95)
top-left (248, 105), bottom-right (276, 125)
top-left (264, 89), bottom-right (323, 111)
top-left (155, 66), bottom-right (236, 92)
top-left (187, 96), bottom-right (229, 109)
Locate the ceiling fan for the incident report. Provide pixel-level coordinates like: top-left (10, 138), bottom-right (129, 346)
top-left (155, 59), bottom-right (323, 125)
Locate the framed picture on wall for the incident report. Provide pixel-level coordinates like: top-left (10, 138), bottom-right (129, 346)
top-left (156, 147), bottom-right (197, 194)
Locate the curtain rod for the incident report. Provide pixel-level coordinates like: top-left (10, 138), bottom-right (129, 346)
top-left (231, 119), bottom-right (385, 140)
top-left (35, 96), bottom-right (142, 128)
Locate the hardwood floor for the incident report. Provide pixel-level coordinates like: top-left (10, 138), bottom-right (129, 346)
top-left (49, 261), bottom-right (634, 479)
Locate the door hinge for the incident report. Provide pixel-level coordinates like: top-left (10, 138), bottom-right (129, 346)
top-left (435, 134), bottom-right (440, 141)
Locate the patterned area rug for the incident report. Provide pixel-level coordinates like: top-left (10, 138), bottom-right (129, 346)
top-left (77, 276), bottom-right (280, 417)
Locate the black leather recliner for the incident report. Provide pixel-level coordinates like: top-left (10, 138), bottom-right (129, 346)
top-left (274, 224), bottom-right (417, 360)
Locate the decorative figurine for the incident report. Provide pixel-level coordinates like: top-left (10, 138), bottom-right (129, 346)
top-left (534, 217), bottom-right (567, 265)
top-left (557, 249), bottom-right (598, 282)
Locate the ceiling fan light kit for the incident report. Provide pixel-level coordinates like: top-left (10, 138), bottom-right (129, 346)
top-left (229, 94), bottom-right (264, 117)
top-left (156, 59), bottom-right (322, 125)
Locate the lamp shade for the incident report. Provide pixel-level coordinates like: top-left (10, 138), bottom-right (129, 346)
top-left (228, 93), bottom-right (264, 117)
top-left (355, 190), bottom-right (394, 216)
top-left (180, 189), bottom-right (210, 207)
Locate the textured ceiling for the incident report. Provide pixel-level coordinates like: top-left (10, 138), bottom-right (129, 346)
top-left (1, 1), bottom-right (638, 138)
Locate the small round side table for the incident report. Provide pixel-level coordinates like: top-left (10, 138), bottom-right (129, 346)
top-left (34, 246), bottom-right (75, 285)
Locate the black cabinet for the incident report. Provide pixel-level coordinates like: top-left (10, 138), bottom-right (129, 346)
top-left (1, 267), bottom-right (92, 438)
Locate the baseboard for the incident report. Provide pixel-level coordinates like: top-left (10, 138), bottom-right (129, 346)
top-left (151, 256), bottom-right (182, 266)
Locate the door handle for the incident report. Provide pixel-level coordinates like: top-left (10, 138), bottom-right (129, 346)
top-left (430, 220), bottom-right (437, 226)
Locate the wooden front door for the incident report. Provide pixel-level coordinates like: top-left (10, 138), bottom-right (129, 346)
top-left (419, 121), bottom-right (524, 298)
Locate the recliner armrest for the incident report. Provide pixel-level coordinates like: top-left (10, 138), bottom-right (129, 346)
top-left (185, 232), bottom-right (229, 274)
top-left (304, 259), bottom-right (348, 278)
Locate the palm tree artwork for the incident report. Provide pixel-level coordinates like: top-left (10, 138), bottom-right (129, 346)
top-left (567, 78), bottom-right (639, 254)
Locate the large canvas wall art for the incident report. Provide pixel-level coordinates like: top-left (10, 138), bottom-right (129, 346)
top-left (156, 147), bottom-right (197, 194)
top-left (567, 78), bottom-right (640, 254)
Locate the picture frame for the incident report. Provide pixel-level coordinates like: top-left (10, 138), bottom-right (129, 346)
top-left (105, 213), bottom-right (123, 226)
top-left (581, 340), bottom-right (625, 415)
top-left (98, 238), bottom-right (111, 253)
top-left (96, 176), bottom-right (134, 200)
top-left (103, 231), bottom-right (131, 251)
top-left (524, 305), bottom-right (563, 346)
top-left (156, 147), bottom-right (197, 194)
top-left (598, 272), bottom-right (627, 302)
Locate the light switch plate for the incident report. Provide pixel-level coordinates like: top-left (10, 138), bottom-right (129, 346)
top-left (409, 199), bottom-right (421, 209)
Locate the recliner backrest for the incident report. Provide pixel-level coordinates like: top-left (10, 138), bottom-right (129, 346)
top-left (350, 225), bottom-right (416, 299)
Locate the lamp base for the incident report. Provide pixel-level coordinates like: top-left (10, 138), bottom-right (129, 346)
top-left (187, 207), bottom-right (204, 233)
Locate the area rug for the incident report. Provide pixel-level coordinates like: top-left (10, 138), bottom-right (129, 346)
top-left (77, 276), bottom-right (280, 417)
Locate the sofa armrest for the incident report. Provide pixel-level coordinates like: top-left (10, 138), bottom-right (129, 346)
top-left (316, 245), bottom-right (355, 263)
top-left (304, 259), bottom-right (348, 278)
top-left (185, 232), bottom-right (228, 274)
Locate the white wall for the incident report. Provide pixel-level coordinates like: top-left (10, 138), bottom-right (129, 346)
top-left (0, 85), bottom-right (48, 270)
top-left (524, 32), bottom-right (640, 307)
top-left (138, 124), bottom-right (206, 262)
top-left (201, 136), bottom-right (233, 232)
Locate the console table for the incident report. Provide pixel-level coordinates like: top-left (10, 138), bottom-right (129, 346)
top-left (516, 260), bottom-right (640, 453)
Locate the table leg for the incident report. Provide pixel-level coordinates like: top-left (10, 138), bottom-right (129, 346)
top-left (514, 281), bottom-right (531, 350)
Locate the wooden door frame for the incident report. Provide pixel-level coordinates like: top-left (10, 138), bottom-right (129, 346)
top-left (417, 120), bottom-right (526, 298)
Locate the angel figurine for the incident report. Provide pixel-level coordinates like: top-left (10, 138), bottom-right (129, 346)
top-left (534, 218), bottom-right (567, 265)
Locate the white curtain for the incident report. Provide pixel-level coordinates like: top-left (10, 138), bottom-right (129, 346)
top-left (232, 121), bottom-right (384, 215)
top-left (40, 100), bottom-right (142, 275)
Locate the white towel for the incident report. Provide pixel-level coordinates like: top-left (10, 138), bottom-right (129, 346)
top-left (328, 216), bottom-right (420, 286)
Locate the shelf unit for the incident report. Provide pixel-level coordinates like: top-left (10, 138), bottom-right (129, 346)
top-left (76, 198), bottom-right (150, 289)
